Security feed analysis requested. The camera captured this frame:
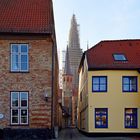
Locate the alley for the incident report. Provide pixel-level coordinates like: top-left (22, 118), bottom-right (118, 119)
top-left (54, 128), bottom-right (140, 140)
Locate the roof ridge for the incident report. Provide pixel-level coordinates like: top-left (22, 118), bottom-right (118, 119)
top-left (101, 39), bottom-right (140, 42)
top-left (87, 39), bottom-right (140, 53)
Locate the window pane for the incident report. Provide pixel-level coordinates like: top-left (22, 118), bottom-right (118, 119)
top-left (132, 115), bottom-right (137, 126)
top-left (96, 115), bottom-right (101, 126)
top-left (21, 117), bottom-right (27, 124)
top-left (11, 54), bottom-right (19, 70)
top-left (12, 92), bottom-right (19, 107)
top-left (125, 115), bottom-right (131, 126)
top-left (126, 108), bottom-right (132, 114)
top-left (11, 109), bottom-right (19, 124)
top-left (102, 115), bottom-right (107, 126)
top-left (93, 78), bottom-right (99, 84)
top-left (21, 45), bottom-right (28, 53)
top-left (21, 55), bottom-right (27, 63)
top-left (21, 109), bottom-right (28, 123)
top-left (96, 108), bottom-right (107, 114)
top-left (93, 85), bottom-right (99, 91)
top-left (12, 117), bottom-right (18, 124)
top-left (21, 55), bottom-right (28, 71)
top-left (130, 78), bottom-right (136, 84)
top-left (123, 85), bottom-right (129, 91)
top-left (100, 77), bottom-right (106, 84)
top-left (21, 93), bottom-right (28, 107)
top-left (12, 45), bottom-right (18, 53)
top-left (130, 85), bottom-right (136, 91)
top-left (123, 78), bottom-right (129, 84)
top-left (21, 63), bottom-right (28, 71)
top-left (100, 85), bottom-right (106, 91)
top-left (132, 109), bottom-right (137, 114)
top-left (21, 109), bottom-right (27, 116)
top-left (12, 109), bottom-right (18, 116)
top-left (114, 54), bottom-right (126, 61)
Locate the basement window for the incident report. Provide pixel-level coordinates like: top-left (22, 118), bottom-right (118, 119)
top-left (113, 54), bottom-right (127, 61)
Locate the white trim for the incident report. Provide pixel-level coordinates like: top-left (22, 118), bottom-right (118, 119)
top-left (10, 44), bottom-right (29, 72)
top-left (11, 109), bottom-right (19, 125)
top-left (11, 92), bottom-right (29, 125)
top-left (20, 92), bottom-right (28, 108)
top-left (20, 109), bottom-right (28, 125)
top-left (11, 92), bottom-right (19, 108)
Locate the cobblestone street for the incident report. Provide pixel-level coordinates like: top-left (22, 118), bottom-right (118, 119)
top-left (53, 128), bottom-right (140, 140)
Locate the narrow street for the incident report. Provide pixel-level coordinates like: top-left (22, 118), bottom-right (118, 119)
top-left (54, 128), bottom-right (140, 140)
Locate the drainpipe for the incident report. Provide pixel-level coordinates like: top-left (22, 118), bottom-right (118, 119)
top-left (51, 34), bottom-right (55, 138)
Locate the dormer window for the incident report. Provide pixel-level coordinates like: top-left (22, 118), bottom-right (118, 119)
top-left (113, 54), bottom-right (127, 61)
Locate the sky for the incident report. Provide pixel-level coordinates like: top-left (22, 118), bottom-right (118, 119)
top-left (53, 0), bottom-right (140, 53)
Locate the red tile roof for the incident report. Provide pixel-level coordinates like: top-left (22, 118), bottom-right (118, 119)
top-left (85, 40), bottom-right (140, 70)
top-left (0, 0), bottom-right (54, 34)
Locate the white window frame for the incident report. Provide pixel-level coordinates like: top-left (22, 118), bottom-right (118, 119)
top-left (11, 44), bottom-right (29, 72)
top-left (11, 92), bottom-right (29, 125)
top-left (10, 109), bottom-right (20, 125)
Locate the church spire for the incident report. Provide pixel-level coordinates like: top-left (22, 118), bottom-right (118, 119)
top-left (68, 14), bottom-right (80, 48)
top-left (64, 45), bottom-right (71, 75)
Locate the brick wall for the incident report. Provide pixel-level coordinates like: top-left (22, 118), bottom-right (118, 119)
top-left (0, 35), bottom-right (56, 129)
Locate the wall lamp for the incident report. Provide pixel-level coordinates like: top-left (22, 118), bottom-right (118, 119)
top-left (44, 90), bottom-right (50, 101)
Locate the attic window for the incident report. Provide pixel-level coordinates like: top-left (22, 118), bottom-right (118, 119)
top-left (113, 54), bottom-right (127, 61)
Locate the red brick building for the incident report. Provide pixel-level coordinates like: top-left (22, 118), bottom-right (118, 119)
top-left (0, 0), bottom-right (59, 139)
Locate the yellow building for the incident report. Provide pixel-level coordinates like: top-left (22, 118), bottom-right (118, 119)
top-left (78, 40), bottom-right (140, 134)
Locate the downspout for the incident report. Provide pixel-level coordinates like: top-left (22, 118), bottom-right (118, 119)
top-left (51, 34), bottom-right (55, 137)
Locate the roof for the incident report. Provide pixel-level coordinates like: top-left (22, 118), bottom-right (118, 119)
top-left (83, 39), bottom-right (140, 70)
top-left (0, 0), bottom-right (54, 34)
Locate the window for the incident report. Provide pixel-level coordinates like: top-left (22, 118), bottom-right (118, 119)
top-left (113, 54), bottom-right (127, 61)
top-left (11, 44), bottom-right (29, 72)
top-left (95, 108), bottom-right (108, 128)
top-left (11, 92), bottom-right (28, 125)
top-left (125, 108), bottom-right (137, 128)
top-left (92, 76), bottom-right (107, 92)
top-left (122, 76), bottom-right (137, 92)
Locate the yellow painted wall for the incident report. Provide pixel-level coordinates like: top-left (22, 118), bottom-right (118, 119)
top-left (87, 70), bottom-right (140, 133)
top-left (78, 57), bottom-right (89, 131)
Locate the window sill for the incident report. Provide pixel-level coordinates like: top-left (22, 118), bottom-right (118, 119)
top-left (10, 124), bottom-right (29, 126)
top-left (10, 71), bottom-right (30, 73)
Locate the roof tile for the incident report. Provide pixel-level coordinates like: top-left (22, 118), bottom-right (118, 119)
top-left (86, 40), bottom-right (140, 69)
top-left (0, 0), bottom-right (54, 33)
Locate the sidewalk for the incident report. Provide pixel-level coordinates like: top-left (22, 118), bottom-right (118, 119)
top-left (51, 128), bottom-right (140, 140)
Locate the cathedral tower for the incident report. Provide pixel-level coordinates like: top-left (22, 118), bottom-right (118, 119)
top-left (68, 14), bottom-right (83, 88)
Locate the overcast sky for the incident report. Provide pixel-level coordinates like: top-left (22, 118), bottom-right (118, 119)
top-left (53, 0), bottom-right (140, 52)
